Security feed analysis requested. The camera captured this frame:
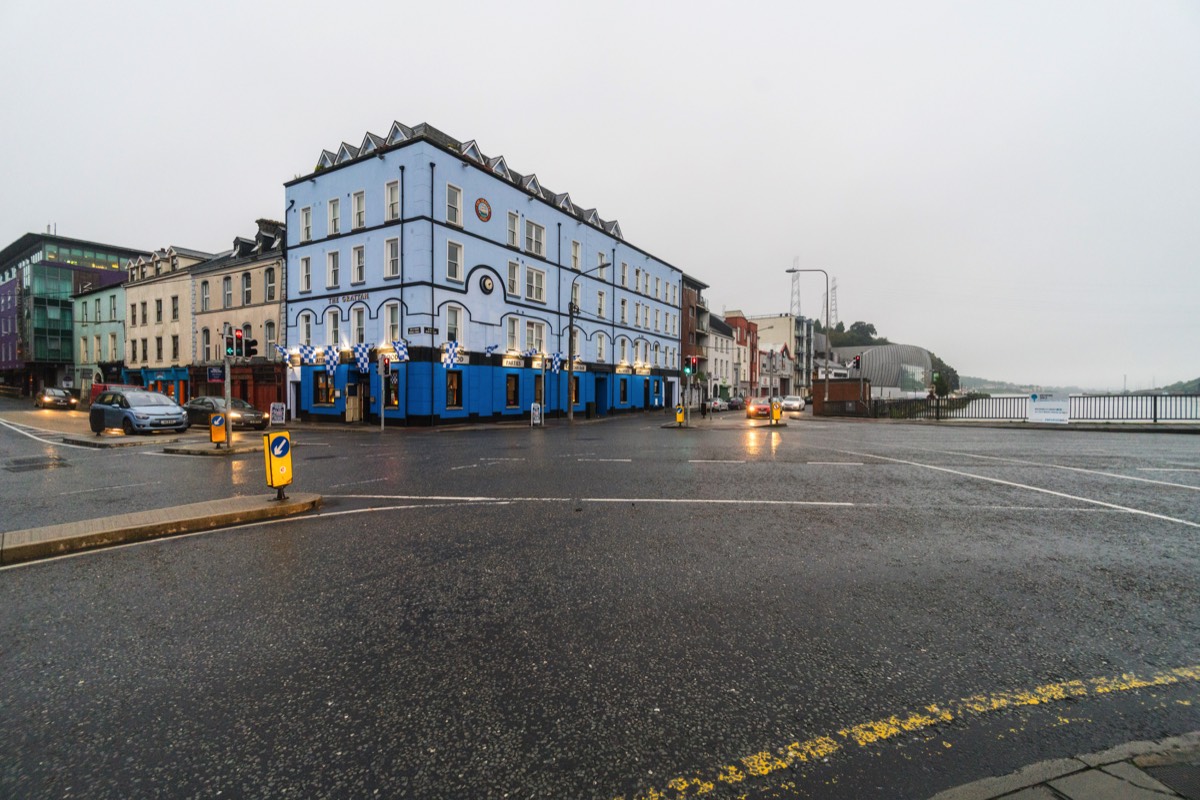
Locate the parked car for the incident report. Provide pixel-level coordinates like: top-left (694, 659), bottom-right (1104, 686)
top-left (781, 395), bottom-right (806, 412)
top-left (727, 396), bottom-right (745, 410)
top-left (709, 397), bottom-right (729, 412)
top-left (89, 389), bottom-right (189, 435)
top-left (88, 382), bottom-right (142, 406)
top-left (184, 396), bottom-right (269, 430)
top-left (35, 387), bottom-right (77, 410)
top-left (745, 397), bottom-right (772, 418)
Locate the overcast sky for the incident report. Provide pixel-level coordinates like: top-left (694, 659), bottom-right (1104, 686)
top-left (3, 1), bottom-right (1197, 390)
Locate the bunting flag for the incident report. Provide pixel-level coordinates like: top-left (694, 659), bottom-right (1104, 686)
top-left (551, 352), bottom-right (562, 374)
top-left (274, 344), bottom-right (289, 361)
top-left (298, 344), bottom-right (317, 365)
top-left (442, 340), bottom-right (459, 369)
top-left (484, 344), bottom-right (499, 356)
top-left (573, 353), bottom-right (583, 362)
top-left (522, 348), bottom-right (538, 358)
top-left (324, 345), bottom-right (337, 375)
top-left (352, 342), bottom-right (372, 373)
top-left (391, 340), bottom-right (409, 362)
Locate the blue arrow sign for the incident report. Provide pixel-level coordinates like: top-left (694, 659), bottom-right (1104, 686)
top-left (212, 414), bottom-right (225, 427)
top-left (271, 436), bottom-right (290, 458)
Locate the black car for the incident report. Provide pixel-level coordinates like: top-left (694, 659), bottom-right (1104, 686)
top-left (184, 396), bottom-right (269, 430)
top-left (35, 387), bottom-right (77, 410)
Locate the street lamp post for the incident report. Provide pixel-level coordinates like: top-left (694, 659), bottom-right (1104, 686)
top-left (785, 267), bottom-right (830, 408)
top-left (568, 260), bottom-right (610, 423)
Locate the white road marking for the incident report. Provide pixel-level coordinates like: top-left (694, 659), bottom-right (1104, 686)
top-left (61, 481), bottom-right (162, 495)
top-left (943, 450), bottom-right (1200, 492)
top-left (689, 459), bottom-right (745, 464)
top-left (0, 419), bottom-right (103, 451)
top-left (327, 494), bottom-right (852, 507)
top-left (329, 477), bottom-right (389, 488)
top-left (481, 457), bottom-right (526, 461)
top-left (1137, 468), bottom-right (1200, 473)
top-left (832, 448), bottom-right (1200, 529)
top-left (578, 458), bottom-right (632, 462)
top-left (807, 461), bottom-right (863, 465)
top-left (450, 464), bottom-right (478, 470)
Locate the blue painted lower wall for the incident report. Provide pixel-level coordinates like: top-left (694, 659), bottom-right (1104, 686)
top-left (293, 363), bottom-right (670, 424)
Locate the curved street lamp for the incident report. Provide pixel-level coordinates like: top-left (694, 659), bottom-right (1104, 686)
top-left (568, 260), bottom-right (610, 422)
top-left (785, 267), bottom-right (830, 407)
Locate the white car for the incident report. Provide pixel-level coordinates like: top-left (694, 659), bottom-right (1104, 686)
top-left (709, 397), bottom-right (729, 412)
top-left (781, 395), bottom-right (806, 412)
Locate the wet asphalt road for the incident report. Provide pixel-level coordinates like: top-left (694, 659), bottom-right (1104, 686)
top-left (1, 408), bottom-right (1199, 798)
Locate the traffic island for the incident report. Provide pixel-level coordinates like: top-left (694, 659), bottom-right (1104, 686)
top-left (0, 493), bottom-right (322, 565)
top-left (162, 441), bottom-right (264, 456)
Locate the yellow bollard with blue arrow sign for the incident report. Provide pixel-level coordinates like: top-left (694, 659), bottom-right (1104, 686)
top-left (263, 430), bottom-right (293, 501)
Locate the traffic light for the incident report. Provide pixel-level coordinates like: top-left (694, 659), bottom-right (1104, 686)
top-left (380, 356), bottom-right (391, 376)
top-left (683, 357), bottom-right (692, 376)
top-left (234, 329), bottom-right (244, 357)
top-left (224, 331), bottom-right (236, 357)
top-left (691, 356), bottom-right (699, 373)
top-left (853, 354), bottom-right (861, 370)
top-left (243, 338), bottom-right (258, 358)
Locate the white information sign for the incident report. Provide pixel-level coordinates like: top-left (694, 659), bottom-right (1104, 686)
top-left (270, 402), bottom-right (287, 426)
top-left (1028, 393), bottom-right (1069, 424)
top-left (530, 402), bottom-right (543, 427)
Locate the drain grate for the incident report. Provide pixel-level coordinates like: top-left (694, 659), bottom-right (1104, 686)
top-left (5, 456), bottom-right (70, 473)
top-left (1145, 764), bottom-right (1200, 800)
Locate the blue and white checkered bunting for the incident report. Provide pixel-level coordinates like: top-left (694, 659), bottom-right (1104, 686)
top-left (275, 344), bottom-right (289, 362)
top-left (298, 344), bottom-right (317, 365)
top-left (324, 346), bottom-right (337, 374)
top-left (485, 344), bottom-right (499, 356)
top-left (522, 348), bottom-right (537, 358)
top-left (552, 352), bottom-right (562, 374)
top-left (391, 340), bottom-right (409, 362)
top-left (352, 342), bottom-right (371, 373)
top-left (442, 340), bottom-right (459, 369)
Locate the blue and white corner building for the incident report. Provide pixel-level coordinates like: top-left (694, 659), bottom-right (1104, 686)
top-left (283, 121), bottom-right (685, 425)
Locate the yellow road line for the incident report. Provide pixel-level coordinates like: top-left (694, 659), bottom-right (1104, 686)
top-left (613, 664), bottom-right (1200, 800)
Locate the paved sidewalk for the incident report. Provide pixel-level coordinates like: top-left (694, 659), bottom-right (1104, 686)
top-left (1, 493), bottom-right (322, 566)
top-left (931, 731), bottom-right (1200, 799)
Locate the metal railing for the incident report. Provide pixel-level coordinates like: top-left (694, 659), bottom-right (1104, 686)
top-left (872, 394), bottom-right (1200, 423)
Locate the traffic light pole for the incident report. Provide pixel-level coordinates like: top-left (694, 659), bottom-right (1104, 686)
top-left (223, 324), bottom-right (234, 450)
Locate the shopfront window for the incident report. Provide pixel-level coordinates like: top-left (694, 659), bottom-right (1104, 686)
top-left (446, 371), bottom-right (462, 409)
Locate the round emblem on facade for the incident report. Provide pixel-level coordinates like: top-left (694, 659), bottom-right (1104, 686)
top-left (475, 198), bottom-right (492, 222)
top-left (480, 275), bottom-right (495, 294)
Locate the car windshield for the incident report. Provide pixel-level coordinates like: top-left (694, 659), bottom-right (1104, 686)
top-left (229, 398), bottom-right (255, 409)
top-left (785, 396), bottom-right (800, 402)
top-left (126, 393), bottom-right (176, 407)
top-left (45, 389), bottom-right (67, 397)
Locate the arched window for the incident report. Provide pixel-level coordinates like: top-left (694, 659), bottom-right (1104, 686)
top-left (264, 267), bottom-right (276, 302)
top-left (201, 328), bottom-right (210, 361)
top-left (265, 320), bottom-right (277, 349)
top-left (200, 281), bottom-right (210, 312)
top-left (241, 273), bottom-right (252, 305)
top-left (299, 312), bottom-right (313, 346)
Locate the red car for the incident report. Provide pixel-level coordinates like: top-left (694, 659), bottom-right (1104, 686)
top-left (745, 397), bottom-right (772, 418)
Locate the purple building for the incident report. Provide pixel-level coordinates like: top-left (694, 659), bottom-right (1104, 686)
top-left (0, 233), bottom-right (145, 395)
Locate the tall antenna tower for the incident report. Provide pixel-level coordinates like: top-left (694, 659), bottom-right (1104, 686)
top-left (828, 277), bottom-right (840, 329)
top-left (789, 256), bottom-right (801, 317)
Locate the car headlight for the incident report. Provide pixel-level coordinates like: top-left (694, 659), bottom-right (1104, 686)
top-left (134, 413), bottom-right (149, 420)
top-left (69, 398), bottom-right (77, 404)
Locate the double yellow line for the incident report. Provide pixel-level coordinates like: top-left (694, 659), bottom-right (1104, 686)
top-left (615, 665), bottom-right (1200, 800)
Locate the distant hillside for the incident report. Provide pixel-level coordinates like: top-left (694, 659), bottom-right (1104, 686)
top-left (959, 376), bottom-right (1095, 395)
top-left (961, 375), bottom-right (1200, 395)
top-left (1158, 377), bottom-right (1200, 394)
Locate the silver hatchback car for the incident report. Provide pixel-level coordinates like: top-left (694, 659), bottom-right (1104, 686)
top-left (89, 389), bottom-right (190, 435)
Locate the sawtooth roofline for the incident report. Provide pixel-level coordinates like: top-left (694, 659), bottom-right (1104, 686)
top-left (283, 120), bottom-right (705, 289)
